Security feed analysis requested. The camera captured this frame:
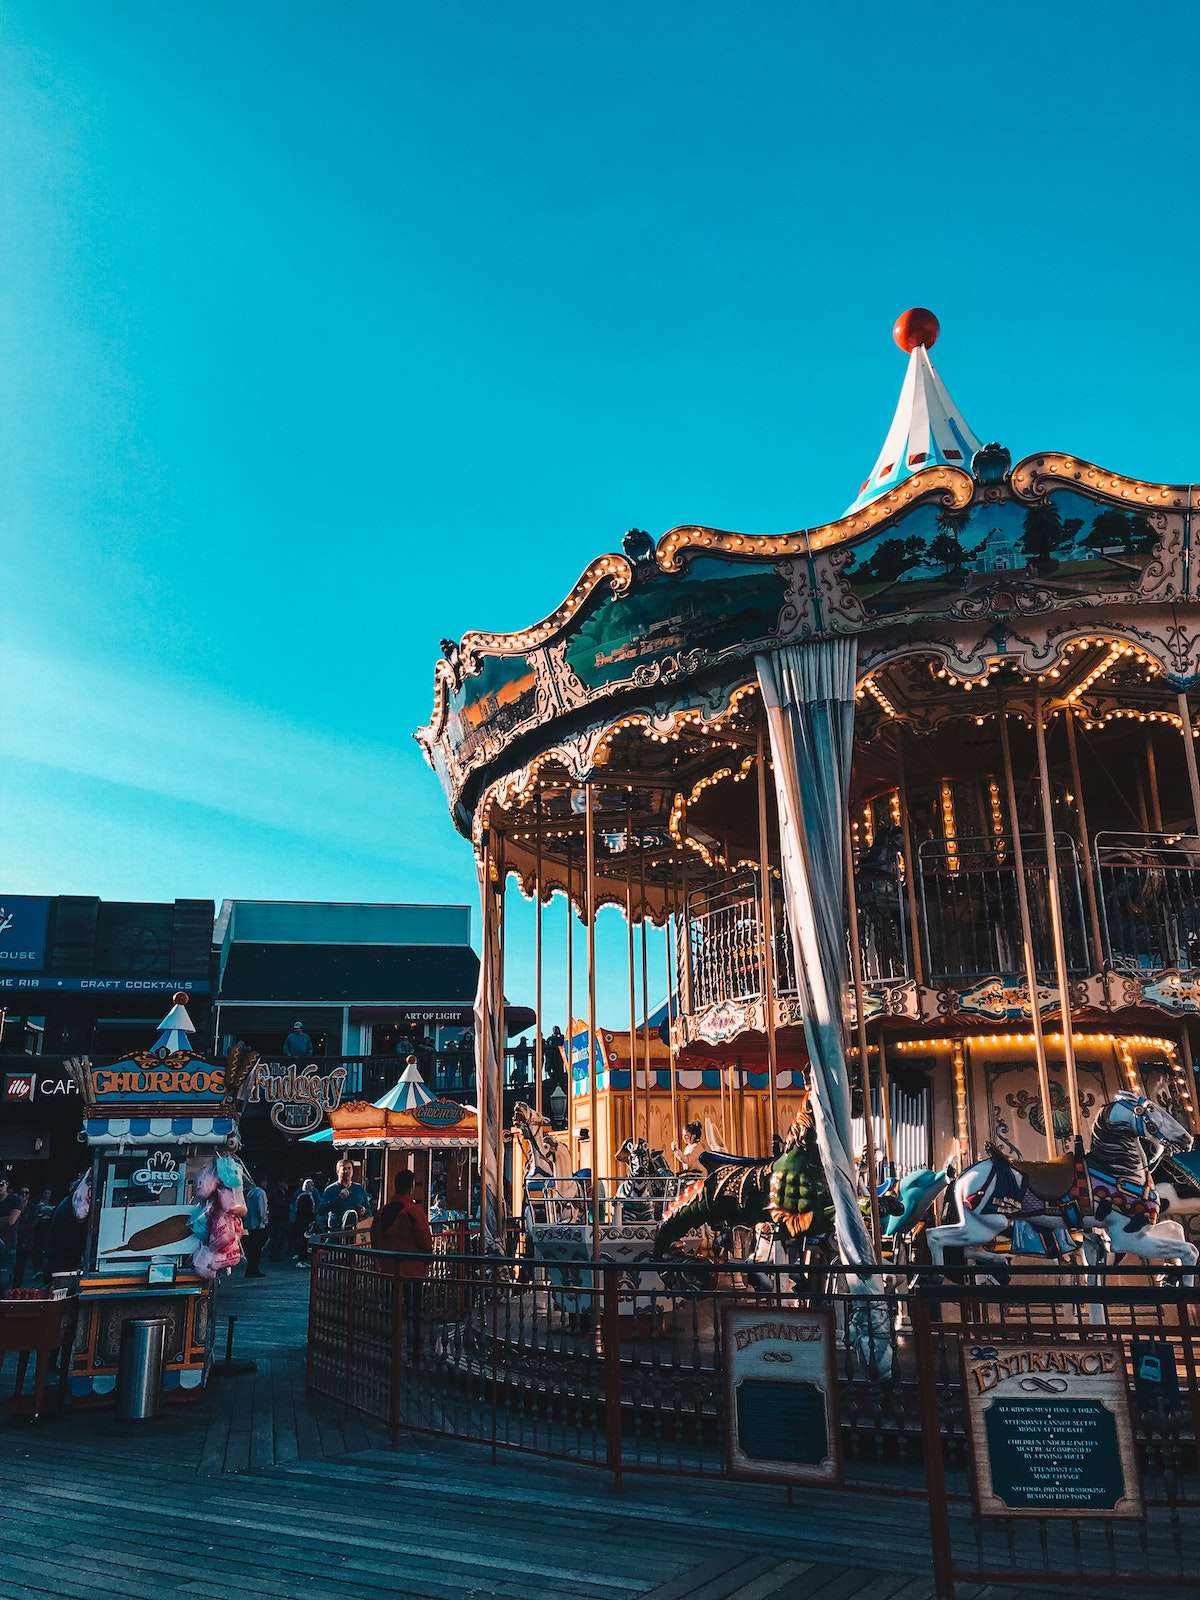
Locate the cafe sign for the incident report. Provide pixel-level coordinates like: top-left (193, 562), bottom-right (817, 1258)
top-left (962, 1339), bottom-right (1143, 1519)
top-left (243, 1061), bottom-right (347, 1136)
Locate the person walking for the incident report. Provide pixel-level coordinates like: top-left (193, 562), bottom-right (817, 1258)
top-left (0, 1176), bottom-right (25, 1293)
top-left (266, 1179), bottom-right (292, 1261)
top-left (371, 1168), bottom-right (433, 1358)
top-left (291, 1177), bottom-right (318, 1264)
top-left (13, 1186), bottom-right (35, 1287)
top-left (243, 1177), bottom-right (268, 1277)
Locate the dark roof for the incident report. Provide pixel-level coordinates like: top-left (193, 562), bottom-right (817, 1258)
top-left (218, 943), bottom-right (480, 1004)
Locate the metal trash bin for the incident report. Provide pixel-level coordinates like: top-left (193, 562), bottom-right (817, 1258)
top-left (115, 1316), bottom-right (167, 1422)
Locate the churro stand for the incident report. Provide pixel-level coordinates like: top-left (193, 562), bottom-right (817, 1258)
top-left (66, 997), bottom-right (249, 1406)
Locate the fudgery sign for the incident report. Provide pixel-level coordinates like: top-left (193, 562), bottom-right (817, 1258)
top-left (243, 1062), bottom-right (348, 1136)
top-left (962, 1339), bottom-right (1143, 1519)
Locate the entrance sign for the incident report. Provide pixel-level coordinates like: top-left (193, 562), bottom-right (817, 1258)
top-left (722, 1307), bottom-right (840, 1485)
top-left (962, 1339), bottom-right (1143, 1519)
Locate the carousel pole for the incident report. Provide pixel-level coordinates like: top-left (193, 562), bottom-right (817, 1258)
top-left (845, 813), bottom-right (882, 1256)
top-left (566, 842), bottom-right (575, 1148)
top-left (585, 783), bottom-right (601, 1264)
top-left (496, 831), bottom-right (509, 1244)
top-left (638, 847), bottom-right (653, 1146)
top-left (664, 865), bottom-right (681, 1167)
top-left (997, 691), bottom-right (1057, 1161)
top-left (1144, 730), bottom-right (1164, 832)
top-left (625, 796), bottom-right (639, 1149)
top-left (1064, 709), bottom-right (1105, 972)
top-left (892, 722), bottom-right (925, 987)
top-left (1177, 691), bottom-right (1200, 840)
top-left (755, 724), bottom-right (782, 1142)
top-left (876, 1029), bottom-right (896, 1175)
top-left (477, 830), bottom-right (493, 1249)
top-left (534, 791), bottom-right (544, 1120)
top-left (1032, 686), bottom-right (1082, 1140)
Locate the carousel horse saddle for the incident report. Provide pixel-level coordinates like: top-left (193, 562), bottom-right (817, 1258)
top-left (698, 1151), bottom-right (764, 1173)
top-left (1007, 1154), bottom-right (1077, 1201)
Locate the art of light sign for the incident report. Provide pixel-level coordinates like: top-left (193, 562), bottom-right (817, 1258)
top-left (243, 1062), bottom-right (347, 1136)
top-left (962, 1339), bottom-right (1144, 1519)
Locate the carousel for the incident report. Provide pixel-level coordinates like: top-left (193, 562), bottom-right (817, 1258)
top-left (417, 308), bottom-right (1200, 1273)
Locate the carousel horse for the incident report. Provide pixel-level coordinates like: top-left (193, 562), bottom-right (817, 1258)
top-left (511, 1100), bottom-right (585, 1223)
top-left (652, 1094), bottom-right (835, 1259)
top-left (881, 1160), bottom-right (956, 1264)
top-left (926, 1089), bottom-right (1197, 1283)
top-left (855, 826), bottom-right (906, 977)
top-left (614, 1138), bottom-right (674, 1222)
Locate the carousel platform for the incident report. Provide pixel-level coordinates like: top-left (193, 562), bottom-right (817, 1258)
top-left (0, 1269), bottom-right (1172, 1600)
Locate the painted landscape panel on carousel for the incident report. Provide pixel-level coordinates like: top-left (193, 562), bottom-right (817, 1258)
top-left (843, 490), bottom-right (1164, 617)
top-left (563, 557), bottom-right (786, 689)
top-left (445, 653), bottom-right (540, 767)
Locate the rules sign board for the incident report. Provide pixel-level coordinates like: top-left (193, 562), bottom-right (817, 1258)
top-left (721, 1306), bottom-right (840, 1486)
top-left (962, 1339), bottom-right (1144, 1519)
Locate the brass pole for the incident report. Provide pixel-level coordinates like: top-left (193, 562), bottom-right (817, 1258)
top-left (496, 832), bottom-right (508, 1244)
top-left (998, 692), bottom-right (1057, 1160)
top-left (893, 722), bottom-right (925, 987)
top-left (1032, 687), bottom-right (1081, 1140)
top-left (664, 872), bottom-right (681, 1168)
top-left (477, 832), bottom-right (493, 1247)
top-left (585, 784), bottom-right (601, 1263)
top-left (876, 1029), bottom-right (896, 1171)
top-left (755, 725), bottom-right (781, 1142)
top-left (534, 791), bottom-right (544, 1119)
top-left (1177, 1022), bottom-right (1199, 1135)
top-left (845, 813), bottom-right (882, 1255)
top-left (639, 847), bottom-right (652, 1146)
top-left (1144, 730), bottom-right (1163, 832)
top-left (736, 1053), bottom-right (747, 1156)
top-left (566, 844), bottom-right (574, 1149)
top-left (1178, 690), bottom-right (1200, 840)
top-left (625, 796), bottom-right (639, 1149)
top-left (1064, 709), bottom-right (1105, 972)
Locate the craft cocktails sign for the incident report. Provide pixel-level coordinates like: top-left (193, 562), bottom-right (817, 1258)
top-left (962, 1339), bottom-right (1143, 1519)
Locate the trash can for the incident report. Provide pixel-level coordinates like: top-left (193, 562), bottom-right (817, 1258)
top-left (115, 1316), bottom-right (168, 1422)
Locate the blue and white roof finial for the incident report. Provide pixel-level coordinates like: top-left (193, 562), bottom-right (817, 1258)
top-left (846, 309), bottom-right (982, 515)
top-left (375, 1055), bottom-right (435, 1112)
top-left (152, 992), bottom-right (196, 1054)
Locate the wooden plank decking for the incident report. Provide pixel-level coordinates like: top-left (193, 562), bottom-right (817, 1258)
top-left (0, 1269), bottom-right (1193, 1600)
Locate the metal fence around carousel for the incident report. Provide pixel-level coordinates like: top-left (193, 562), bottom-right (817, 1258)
top-left (306, 1247), bottom-right (1198, 1590)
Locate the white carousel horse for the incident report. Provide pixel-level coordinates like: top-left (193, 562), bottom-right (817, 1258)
top-left (510, 1101), bottom-right (585, 1224)
top-left (926, 1089), bottom-right (1197, 1284)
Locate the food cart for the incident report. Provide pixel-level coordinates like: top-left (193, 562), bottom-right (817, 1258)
top-left (326, 1058), bottom-right (477, 1237)
top-left (66, 996), bottom-right (248, 1405)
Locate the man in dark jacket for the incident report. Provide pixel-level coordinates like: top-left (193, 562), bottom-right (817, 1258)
top-left (371, 1169), bottom-right (434, 1357)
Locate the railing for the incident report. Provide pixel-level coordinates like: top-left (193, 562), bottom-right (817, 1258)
top-left (308, 1247), bottom-right (1200, 1593)
top-left (1096, 831), bottom-right (1200, 977)
top-left (916, 832), bottom-right (1089, 984)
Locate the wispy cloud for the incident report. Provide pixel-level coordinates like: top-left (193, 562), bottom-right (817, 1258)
top-left (0, 639), bottom-right (448, 864)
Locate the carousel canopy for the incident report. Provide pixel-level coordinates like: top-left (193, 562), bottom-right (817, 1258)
top-left (375, 1056), bottom-right (435, 1111)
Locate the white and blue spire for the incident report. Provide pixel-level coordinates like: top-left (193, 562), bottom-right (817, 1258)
top-left (151, 994), bottom-right (196, 1054)
top-left (375, 1056), bottom-right (435, 1112)
top-left (846, 310), bottom-right (982, 515)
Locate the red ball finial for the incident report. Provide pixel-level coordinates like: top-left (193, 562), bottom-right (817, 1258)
top-left (893, 308), bottom-right (940, 352)
top-left (172, 991), bottom-right (189, 1005)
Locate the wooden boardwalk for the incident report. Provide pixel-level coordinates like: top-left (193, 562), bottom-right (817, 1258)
top-left (0, 1269), bottom-right (1192, 1600)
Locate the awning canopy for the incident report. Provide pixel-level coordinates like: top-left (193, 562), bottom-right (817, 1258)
top-left (85, 1115), bottom-right (237, 1147)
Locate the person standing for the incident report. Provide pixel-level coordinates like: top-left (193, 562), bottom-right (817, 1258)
top-left (371, 1168), bottom-right (434, 1358)
top-left (13, 1186), bottom-right (35, 1287)
top-left (0, 1176), bottom-right (24, 1293)
top-left (291, 1177), bottom-right (318, 1264)
top-left (243, 1177), bottom-right (269, 1277)
top-left (266, 1179), bottom-right (292, 1261)
top-left (283, 1020), bottom-right (313, 1059)
top-left (30, 1185), bottom-right (55, 1282)
top-left (318, 1159), bottom-right (373, 1237)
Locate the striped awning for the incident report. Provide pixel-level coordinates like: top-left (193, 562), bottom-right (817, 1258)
top-left (85, 1116), bottom-right (237, 1147)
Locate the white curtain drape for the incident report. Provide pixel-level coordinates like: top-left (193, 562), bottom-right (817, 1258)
top-left (473, 856), bottom-right (505, 1249)
top-left (756, 639), bottom-right (876, 1274)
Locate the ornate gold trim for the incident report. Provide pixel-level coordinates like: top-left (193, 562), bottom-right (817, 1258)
top-left (655, 466), bottom-right (974, 571)
top-left (1009, 454), bottom-right (1193, 509)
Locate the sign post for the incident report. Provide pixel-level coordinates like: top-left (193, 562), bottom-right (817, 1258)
top-left (721, 1306), bottom-right (841, 1485)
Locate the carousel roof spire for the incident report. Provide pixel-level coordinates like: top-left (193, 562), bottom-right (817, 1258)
top-left (846, 309), bottom-right (982, 515)
top-left (151, 992), bottom-right (196, 1054)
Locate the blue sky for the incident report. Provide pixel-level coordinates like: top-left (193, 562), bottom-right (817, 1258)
top-left (2, 2), bottom-right (1198, 1023)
